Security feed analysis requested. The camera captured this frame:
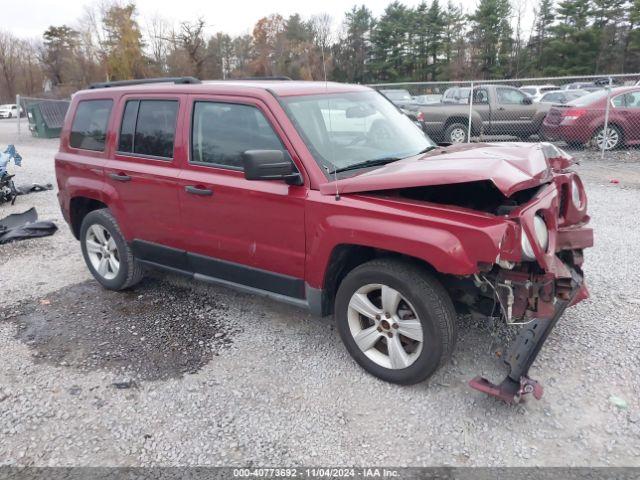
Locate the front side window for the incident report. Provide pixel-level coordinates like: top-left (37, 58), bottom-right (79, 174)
top-left (117, 99), bottom-right (178, 159)
top-left (282, 90), bottom-right (435, 175)
top-left (474, 89), bottom-right (489, 104)
top-left (70, 100), bottom-right (113, 151)
top-left (497, 88), bottom-right (528, 105)
top-left (191, 102), bottom-right (286, 169)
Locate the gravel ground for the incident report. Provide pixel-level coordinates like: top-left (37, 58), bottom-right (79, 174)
top-left (1, 119), bottom-right (639, 467)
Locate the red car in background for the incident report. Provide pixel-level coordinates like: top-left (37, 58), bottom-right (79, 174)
top-left (542, 86), bottom-right (640, 150)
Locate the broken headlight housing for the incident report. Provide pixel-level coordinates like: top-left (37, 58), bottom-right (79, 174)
top-left (521, 215), bottom-right (549, 261)
top-left (571, 177), bottom-right (582, 208)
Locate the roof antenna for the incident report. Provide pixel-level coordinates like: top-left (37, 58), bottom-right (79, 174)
top-left (320, 41), bottom-right (340, 201)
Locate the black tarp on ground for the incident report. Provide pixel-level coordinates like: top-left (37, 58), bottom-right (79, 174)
top-left (0, 207), bottom-right (57, 244)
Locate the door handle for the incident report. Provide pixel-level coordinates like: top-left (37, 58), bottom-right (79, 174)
top-left (109, 172), bottom-right (131, 182)
top-left (185, 185), bottom-right (213, 196)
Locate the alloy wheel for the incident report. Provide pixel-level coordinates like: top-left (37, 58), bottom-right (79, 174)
top-left (347, 284), bottom-right (424, 369)
top-left (449, 127), bottom-right (466, 143)
top-left (85, 224), bottom-right (120, 280)
top-left (595, 126), bottom-right (620, 150)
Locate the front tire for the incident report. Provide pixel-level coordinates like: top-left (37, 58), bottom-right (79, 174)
top-left (335, 258), bottom-right (457, 385)
top-left (80, 209), bottom-right (144, 290)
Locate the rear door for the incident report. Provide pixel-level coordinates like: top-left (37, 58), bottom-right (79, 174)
top-left (104, 95), bottom-right (185, 250)
top-left (492, 87), bottom-right (538, 137)
top-left (177, 95), bottom-right (306, 298)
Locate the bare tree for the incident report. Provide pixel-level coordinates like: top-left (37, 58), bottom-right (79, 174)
top-left (0, 31), bottom-right (20, 100)
top-left (146, 14), bottom-right (172, 73)
top-left (174, 18), bottom-right (211, 77)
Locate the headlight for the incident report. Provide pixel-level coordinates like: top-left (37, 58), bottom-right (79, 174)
top-left (521, 215), bottom-right (549, 260)
top-left (571, 177), bottom-right (582, 208)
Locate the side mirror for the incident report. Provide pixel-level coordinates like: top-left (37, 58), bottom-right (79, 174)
top-left (242, 150), bottom-right (302, 185)
top-left (522, 97), bottom-right (533, 105)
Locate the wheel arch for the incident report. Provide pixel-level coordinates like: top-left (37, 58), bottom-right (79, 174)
top-left (314, 244), bottom-right (444, 317)
top-left (69, 196), bottom-right (108, 239)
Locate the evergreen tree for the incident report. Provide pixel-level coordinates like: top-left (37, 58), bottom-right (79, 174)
top-left (371, 2), bottom-right (413, 81)
top-left (469, 0), bottom-right (513, 78)
top-left (531, 0), bottom-right (555, 70)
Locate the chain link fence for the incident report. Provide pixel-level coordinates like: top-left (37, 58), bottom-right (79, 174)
top-left (369, 73), bottom-right (640, 159)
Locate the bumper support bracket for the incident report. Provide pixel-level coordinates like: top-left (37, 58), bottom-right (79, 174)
top-left (469, 272), bottom-right (581, 404)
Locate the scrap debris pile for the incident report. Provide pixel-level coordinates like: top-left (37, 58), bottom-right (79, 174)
top-left (0, 144), bottom-right (57, 244)
top-left (0, 207), bottom-right (57, 245)
top-left (0, 145), bottom-right (21, 205)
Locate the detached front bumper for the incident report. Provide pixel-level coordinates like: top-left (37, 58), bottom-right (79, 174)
top-left (470, 266), bottom-right (585, 403)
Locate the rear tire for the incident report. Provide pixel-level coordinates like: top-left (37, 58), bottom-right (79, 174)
top-left (335, 258), bottom-right (457, 385)
top-left (80, 209), bottom-right (144, 290)
top-left (444, 123), bottom-right (468, 143)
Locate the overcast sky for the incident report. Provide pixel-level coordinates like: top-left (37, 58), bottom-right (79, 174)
top-left (6, 0), bottom-right (516, 40)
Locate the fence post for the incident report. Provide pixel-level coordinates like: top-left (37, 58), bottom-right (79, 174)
top-left (601, 77), bottom-right (612, 160)
top-left (16, 94), bottom-right (20, 137)
top-left (467, 81), bottom-right (474, 143)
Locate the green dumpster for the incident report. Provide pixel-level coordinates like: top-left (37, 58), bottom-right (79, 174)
top-left (26, 100), bottom-right (69, 138)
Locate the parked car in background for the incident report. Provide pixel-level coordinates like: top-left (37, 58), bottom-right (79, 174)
top-left (520, 85), bottom-right (558, 102)
top-left (542, 86), bottom-right (640, 150)
top-left (561, 82), bottom-right (602, 92)
top-left (405, 84), bottom-right (551, 143)
top-left (412, 94), bottom-right (442, 105)
top-left (537, 89), bottom-right (589, 104)
top-left (379, 88), bottom-right (414, 108)
top-left (441, 86), bottom-right (471, 104)
top-left (0, 104), bottom-right (21, 118)
top-left (54, 78), bottom-right (592, 402)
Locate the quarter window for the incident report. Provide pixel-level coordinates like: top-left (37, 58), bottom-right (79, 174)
top-left (191, 102), bottom-right (286, 169)
top-left (70, 100), bottom-right (113, 151)
top-left (117, 99), bottom-right (178, 159)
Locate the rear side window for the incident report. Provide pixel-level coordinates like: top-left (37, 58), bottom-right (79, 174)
top-left (191, 102), bottom-right (286, 169)
top-left (70, 100), bottom-right (113, 151)
top-left (117, 99), bottom-right (178, 159)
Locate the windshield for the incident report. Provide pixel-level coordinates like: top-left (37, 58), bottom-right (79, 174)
top-left (382, 90), bottom-right (412, 101)
top-left (282, 91), bottom-right (435, 175)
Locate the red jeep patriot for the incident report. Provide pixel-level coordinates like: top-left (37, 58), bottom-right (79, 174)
top-left (55, 77), bottom-right (593, 402)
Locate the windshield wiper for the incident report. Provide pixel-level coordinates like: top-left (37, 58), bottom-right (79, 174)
top-left (328, 146), bottom-right (437, 175)
top-left (416, 145), bottom-right (438, 154)
top-left (329, 157), bottom-right (402, 174)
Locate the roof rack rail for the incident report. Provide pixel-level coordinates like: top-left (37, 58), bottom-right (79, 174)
top-left (232, 76), bottom-right (292, 81)
top-left (89, 76), bottom-right (201, 89)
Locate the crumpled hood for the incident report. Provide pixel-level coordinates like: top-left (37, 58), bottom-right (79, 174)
top-left (320, 142), bottom-right (562, 198)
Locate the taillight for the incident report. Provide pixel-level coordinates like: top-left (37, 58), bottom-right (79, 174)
top-left (560, 108), bottom-right (586, 125)
top-left (416, 111), bottom-right (425, 122)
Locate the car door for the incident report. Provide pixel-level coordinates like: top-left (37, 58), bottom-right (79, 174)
top-left (471, 88), bottom-right (491, 135)
top-left (104, 95), bottom-right (185, 253)
top-left (177, 95), bottom-right (306, 299)
top-left (492, 87), bottom-right (538, 137)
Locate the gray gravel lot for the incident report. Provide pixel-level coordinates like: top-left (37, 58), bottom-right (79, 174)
top-left (0, 118), bottom-right (639, 467)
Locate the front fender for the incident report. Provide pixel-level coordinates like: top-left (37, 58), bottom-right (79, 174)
top-left (305, 191), bottom-right (511, 289)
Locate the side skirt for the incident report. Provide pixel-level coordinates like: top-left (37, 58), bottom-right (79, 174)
top-left (131, 240), bottom-right (322, 314)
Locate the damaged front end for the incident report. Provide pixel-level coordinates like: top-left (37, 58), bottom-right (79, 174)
top-left (453, 158), bottom-right (592, 403)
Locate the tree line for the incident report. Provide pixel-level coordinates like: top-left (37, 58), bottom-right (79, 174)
top-left (0, 0), bottom-right (638, 102)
